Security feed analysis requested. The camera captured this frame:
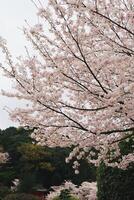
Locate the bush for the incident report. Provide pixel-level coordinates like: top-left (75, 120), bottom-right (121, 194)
top-left (3, 193), bottom-right (39, 200)
top-left (97, 162), bottom-right (134, 200)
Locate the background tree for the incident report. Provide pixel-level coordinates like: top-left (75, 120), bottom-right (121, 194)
top-left (0, 127), bottom-right (96, 192)
top-left (0, 127), bottom-right (33, 186)
top-left (0, 0), bottom-right (134, 168)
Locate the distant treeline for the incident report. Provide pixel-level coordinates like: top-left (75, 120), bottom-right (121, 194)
top-left (0, 127), bottom-right (96, 194)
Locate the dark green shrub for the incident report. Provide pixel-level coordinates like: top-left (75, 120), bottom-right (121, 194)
top-left (97, 162), bottom-right (134, 200)
top-left (97, 137), bottom-right (134, 200)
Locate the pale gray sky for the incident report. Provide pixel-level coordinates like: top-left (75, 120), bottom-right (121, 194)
top-left (0, 0), bottom-right (43, 129)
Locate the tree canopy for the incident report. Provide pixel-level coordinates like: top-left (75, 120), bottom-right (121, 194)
top-left (0, 0), bottom-right (134, 169)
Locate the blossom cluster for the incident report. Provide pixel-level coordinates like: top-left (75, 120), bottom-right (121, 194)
top-left (0, 152), bottom-right (9, 164)
top-left (11, 179), bottom-right (20, 191)
top-left (46, 181), bottom-right (97, 200)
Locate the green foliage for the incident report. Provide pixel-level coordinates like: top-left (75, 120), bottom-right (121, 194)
top-left (0, 185), bottom-right (10, 199)
top-left (119, 137), bottom-right (134, 156)
top-left (97, 138), bottom-right (134, 200)
top-left (17, 143), bottom-right (55, 172)
top-left (44, 146), bottom-right (96, 187)
top-left (17, 143), bottom-right (51, 161)
top-left (0, 170), bottom-right (16, 186)
top-left (0, 127), bottom-right (33, 154)
top-left (52, 189), bottom-right (79, 200)
top-left (3, 193), bottom-right (39, 200)
top-left (0, 127), bottom-right (33, 187)
top-left (17, 174), bottom-right (37, 193)
top-left (97, 162), bottom-right (134, 200)
top-left (0, 127), bottom-right (96, 191)
top-left (59, 189), bottom-right (72, 199)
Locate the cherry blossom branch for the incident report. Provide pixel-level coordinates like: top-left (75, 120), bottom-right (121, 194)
top-left (35, 123), bottom-right (85, 130)
top-left (1, 66), bottom-right (87, 132)
top-left (110, 131), bottom-right (134, 144)
top-left (100, 127), bottom-right (134, 135)
top-left (77, 2), bottom-right (134, 36)
top-left (91, 10), bottom-right (134, 36)
top-left (60, 102), bottom-right (107, 112)
top-left (56, 1), bottom-right (108, 94)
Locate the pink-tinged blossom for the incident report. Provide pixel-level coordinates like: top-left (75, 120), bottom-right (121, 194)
top-left (0, 0), bottom-right (134, 169)
top-left (30, 24), bottom-right (43, 34)
top-left (46, 181), bottom-right (97, 200)
top-left (37, 8), bottom-right (46, 18)
top-left (0, 152), bottom-right (9, 163)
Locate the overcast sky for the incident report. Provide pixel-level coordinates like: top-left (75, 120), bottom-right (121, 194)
top-left (0, 0), bottom-right (44, 129)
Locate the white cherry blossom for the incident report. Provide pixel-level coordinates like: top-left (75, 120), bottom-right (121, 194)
top-left (0, 0), bottom-right (134, 168)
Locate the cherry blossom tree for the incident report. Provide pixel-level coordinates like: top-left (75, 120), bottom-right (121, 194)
top-left (0, 0), bottom-right (134, 169)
